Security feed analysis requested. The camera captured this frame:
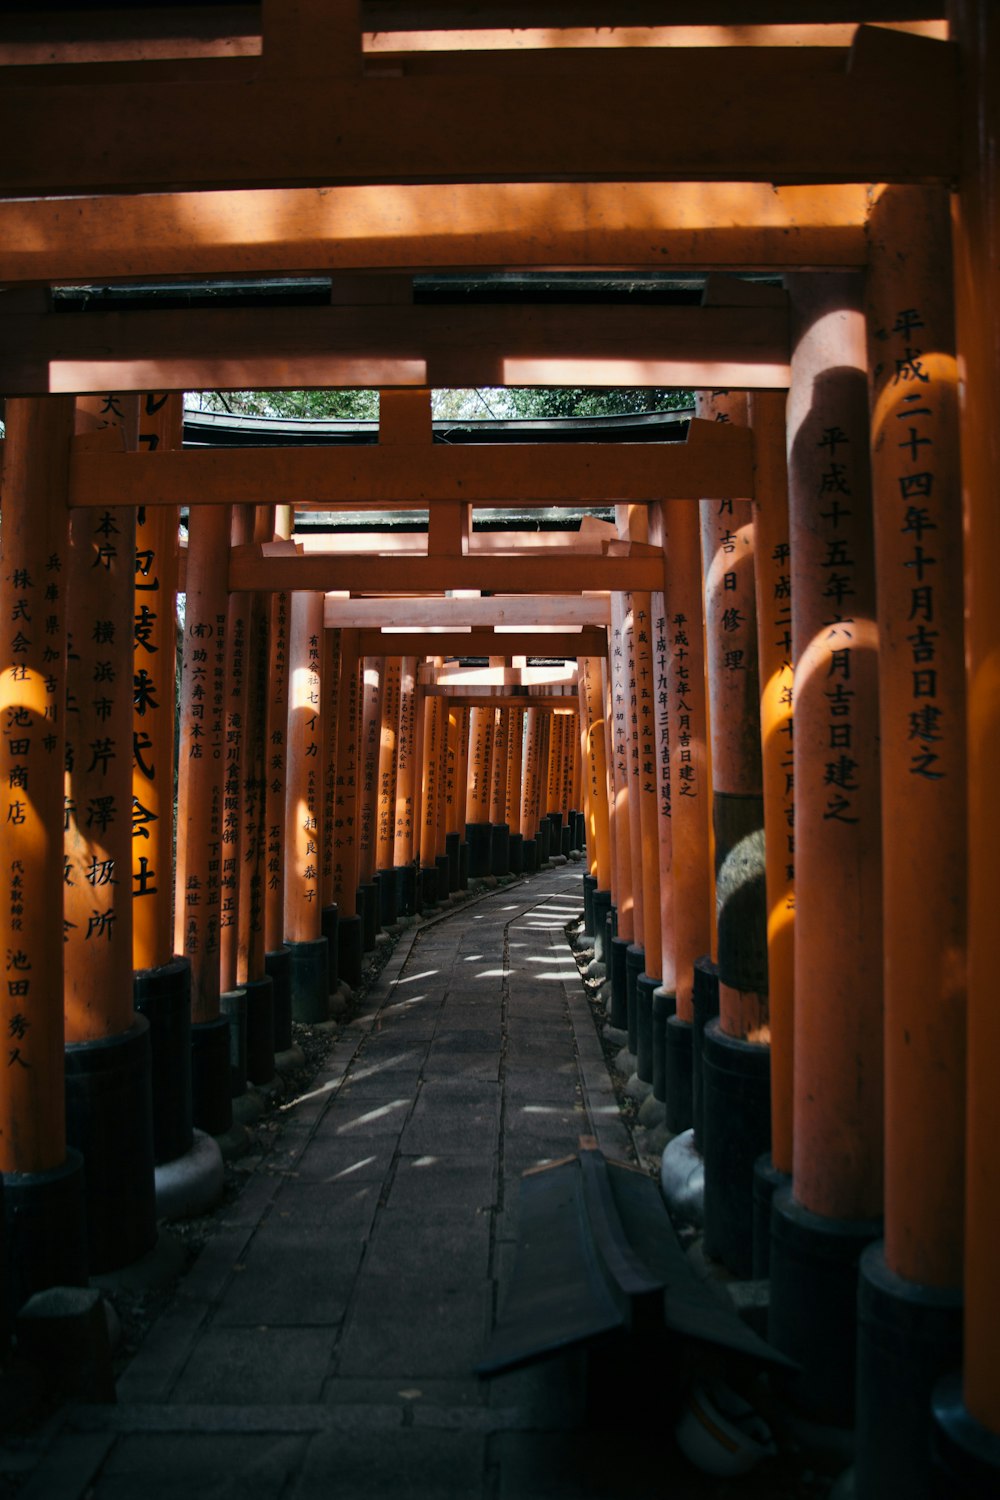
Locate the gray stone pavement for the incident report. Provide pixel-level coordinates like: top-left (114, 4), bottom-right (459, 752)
top-left (10, 867), bottom-right (689, 1500)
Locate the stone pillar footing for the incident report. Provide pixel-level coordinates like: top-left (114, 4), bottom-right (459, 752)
top-left (582, 872), bottom-right (597, 935)
top-left (635, 972), bottom-right (659, 1085)
top-left (264, 946), bottom-right (293, 1053)
top-left (287, 937), bottom-right (330, 1024)
top-left (337, 915), bottom-right (363, 990)
top-left (651, 986), bottom-right (674, 1104)
top-left (664, 1014), bottom-right (694, 1136)
top-left (768, 1184), bottom-right (882, 1426)
top-left (490, 823), bottom-right (510, 877)
top-left (508, 832), bottom-right (524, 876)
top-left (701, 1020), bottom-right (771, 1279)
top-left (376, 868), bottom-right (398, 927)
top-left (930, 1372), bottom-right (1000, 1499)
top-left (591, 890), bottom-right (612, 964)
top-left (243, 975), bottom-right (276, 1087)
top-left (435, 855), bottom-right (451, 902)
top-left (609, 935), bottom-right (630, 1032)
top-left (465, 822), bottom-right (492, 879)
top-left (3, 1151), bottom-right (88, 1329)
top-left (521, 838), bottom-right (538, 874)
top-left (65, 1016), bottom-right (156, 1275)
top-left (357, 883), bottom-right (379, 950)
top-left (321, 904), bottom-right (340, 992)
top-left (625, 944), bottom-right (645, 1056)
top-left (395, 864), bottom-right (418, 916)
top-left (419, 866), bottom-right (440, 910)
top-left (191, 1015), bottom-right (232, 1138)
top-left (133, 956), bottom-right (193, 1167)
top-left (15, 1286), bottom-right (115, 1404)
top-left (153, 1129), bottom-right (225, 1222)
top-left (220, 987), bottom-right (248, 1098)
top-left (659, 1128), bottom-right (704, 1230)
top-left (854, 1243), bottom-right (962, 1500)
top-left (752, 1152), bottom-right (790, 1280)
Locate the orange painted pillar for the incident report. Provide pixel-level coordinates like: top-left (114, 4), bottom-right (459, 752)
top-left (332, 631), bottom-right (363, 988)
top-left (440, 703), bottom-right (462, 892)
top-left (578, 657), bottom-right (612, 945)
top-left (607, 591), bottom-right (635, 1036)
top-left (418, 693), bottom-right (443, 906)
top-left (64, 393), bottom-right (157, 1271)
top-left (0, 396), bottom-right (89, 1306)
top-left (393, 655), bottom-right (419, 914)
top-left (175, 500), bottom-right (233, 1137)
top-left (283, 592), bottom-right (328, 1021)
top-left (465, 703), bottom-right (494, 877)
top-left (320, 626), bottom-right (341, 918)
top-left (374, 655), bottom-right (402, 924)
top-left (854, 184), bottom-right (966, 1497)
top-left (768, 272), bottom-right (883, 1424)
top-left (357, 656), bottom-right (384, 940)
top-left (130, 393), bottom-right (195, 1160)
top-left (489, 705), bottom-right (511, 875)
top-left (263, 587), bottom-right (292, 1047)
top-left (505, 706), bottom-right (526, 874)
top-left (746, 391), bottom-right (797, 1197)
top-left (628, 581), bottom-right (663, 1104)
top-left (219, 508), bottom-right (252, 997)
top-left (934, 8), bottom-right (1000, 1476)
top-left (519, 706), bottom-right (544, 872)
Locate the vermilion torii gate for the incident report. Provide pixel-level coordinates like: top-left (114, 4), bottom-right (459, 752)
top-left (0, 9), bottom-right (996, 1497)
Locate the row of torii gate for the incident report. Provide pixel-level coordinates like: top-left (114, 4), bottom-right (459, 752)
top-left (0, 7), bottom-right (998, 1499)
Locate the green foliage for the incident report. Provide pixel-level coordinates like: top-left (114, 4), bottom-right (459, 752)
top-left (187, 387), bottom-right (691, 423)
top-left (187, 389), bottom-right (379, 420)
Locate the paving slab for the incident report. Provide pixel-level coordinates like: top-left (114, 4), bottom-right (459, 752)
top-left (168, 1326), bottom-right (336, 1404)
top-left (289, 1429), bottom-right (487, 1500)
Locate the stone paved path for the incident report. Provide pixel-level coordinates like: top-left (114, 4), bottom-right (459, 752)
top-left (16, 867), bottom-right (676, 1500)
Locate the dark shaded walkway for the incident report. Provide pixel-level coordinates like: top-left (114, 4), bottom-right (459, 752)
top-left (19, 868), bottom-right (651, 1499)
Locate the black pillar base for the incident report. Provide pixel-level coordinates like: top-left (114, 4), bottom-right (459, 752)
top-left (560, 825), bottom-right (572, 858)
top-left (582, 873), bottom-right (597, 935)
top-left (691, 956), bottom-right (720, 1152)
top-left (4, 1151), bottom-right (88, 1327)
top-left (490, 823), bottom-right (510, 877)
top-left (220, 987), bottom-right (248, 1097)
top-left (287, 937), bottom-right (330, 1024)
top-left (752, 1152), bottom-right (790, 1280)
top-left (458, 840), bottom-right (469, 889)
top-left (522, 838), bottom-right (538, 874)
top-left (435, 854), bottom-right (451, 901)
top-left (664, 1013), bottom-right (694, 1136)
top-left (358, 882), bottom-right (379, 950)
top-left (609, 935), bottom-right (630, 1031)
top-left (855, 1243), bottom-right (962, 1500)
top-left (536, 821), bottom-right (551, 865)
top-left (768, 1184), bottom-right (881, 1425)
top-left (508, 832), bottom-right (524, 875)
top-left (466, 822), bottom-right (492, 879)
top-left (651, 986), bottom-right (675, 1104)
top-left (133, 956), bottom-right (193, 1166)
top-left (701, 1020), bottom-right (771, 1279)
top-left (592, 890), bottom-right (612, 964)
top-left (445, 832), bottom-right (461, 892)
top-left (376, 868), bottom-right (398, 927)
top-left (931, 1372), bottom-right (1000, 1499)
top-left (635, 972), bottom-right (659, 1085)
top-left (395, 864), bottom-right (418, 916)
top-left (321, 904), bottom-right (340, 992)
top-left (625, 944), bottom-right (645, 1056)
top-left (191, 1015), bottom-right (233, 1137)
top-left (337, 914), bottom-right (364, 990)
top-left (243, 975), bottom-right (275, 1085)
top-left (265, 946), bottom-right (293, 1052)
top-left (419, 865), bottom-right (440, 910)
top-left (65, 1017), bottom-right (156, 1274)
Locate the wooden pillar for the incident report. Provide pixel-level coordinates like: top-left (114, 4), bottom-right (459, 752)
top-left (519, 706), bottom-right (543, 862)
top-left (578, 658), bottom-right (612, 894)
top-left (747, 392), bottom-right (797, 1184)
top-left (175, 500), bottom-right (232, 1135)
top-left (769, 272), bottom-right (883, 1424)
top-left (283, 592), bottom-right (327, 1021)
top-left (854, 183), bottom-right (966, 1496)
top-left (608, 593), bottom-right (635, 947)
top-left (418, 694), bottom-right (443, 896)
top-left (320, 627), bottom-right (341, 915)
top-left (219, 508), bottom-right (252, 995)
top-left (489, 707), bottom-right (510, 827)
top-left (332, 630), bottom-right (363, 986)
top-left (393, 656), bottom-right (418, 867)
top-left (375, 655), bottom-right (402, 921)
top-left (633, 593), bottom-right (662, 983)
top-left (358, 656), bottom-right (383, 889)
top-left (465, 702), bottom-right (493, 876)
top-left (263, 590), bottom-right (290, 958)
top-left (131, 394), bottom-right (182, 974)
top-left (937, 5), bottom-right (1000, 1469)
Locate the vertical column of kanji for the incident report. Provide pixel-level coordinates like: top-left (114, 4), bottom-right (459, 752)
top-left (768, 273), bottom-right (883, 1425)
top-left (283, 592), bottom-right (328, 1023)
top-left (746, 389), bottom-right (797, 1274)
top-left (505, 707), bottom-right (526, 875)
top-left (176, 502), bottom-right (232, 1139)
top-left (656, 496), bottom-right (711, 1146)
top-left (319, 626), bottom-right (341, 996)
top-left (63, 394), bottom-right (156, 1274)
top-left (238, 506), bottom-right (274, 1089)
top-left (631, 576), bottom-right (664, 1110)
top-left (130, 393), bottom-right (193, 1171)
top-left (519, 706), bottom-right (542, 873)
top-left (932, 9), bottom-right (1000, 1483)
top-left (332, 632), bottom-right (363, 989)
top-left (696, 389), bottom-right (770, 1280)
top-left (568, 705), bottom-right (583, 849)
top-left (374, 656), bottom-right (402, 926)
top-left (453, 705), bottom-right (471, 888)
top-left (488, 706), bottom-right (511, 876)
top-left (418, 692), bottom-right (442, 908)
top-left (464, 704), bottom-right (493, 877)
top-left (607, 591), bottom-right (635, 1037)
top-left (433, 681), bottom-right (453, 900)
top-left (853, 185), bottom-right (965, 1500)
top-left (263, 589), bottom-right (292, 1052)
top-left (217, 506), bottom-right (251, 1096)
top-left (440, 703), bottom-right (461, 893)
top-left (620, 591), bottom-right (647, 1075)
top-left (544, 707), bottom-right (563, 840)
top-left (393, 655), bottom-right (419, 915)
top-left (577, 658), bottom-right (611, 944)
top-left (646, 548), bottom-right (675, 1136)
top-left (0, 396), bottom-right (88, 1314)
top-left (357, 657), bottom-right (383, 948)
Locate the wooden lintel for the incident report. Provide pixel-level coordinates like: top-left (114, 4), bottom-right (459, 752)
top-left (0, 183), bottom-right (870, 285)
top-left (0, 36), bottom-right (957, 195)
top-left (429, 694), bottom-right (578, 709)
top-left (420, 664), bottom-right (577, 686)
top-left (326, 594), bottom-right (610, 627)
top-left (232, 550), bottom-right (663, 593)
top-left (354, 628), bottom-right (607, 656)
top-left (6, 302), bottom-right (788, 396)
top-left (69, 421), bottom-right (752, 508)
